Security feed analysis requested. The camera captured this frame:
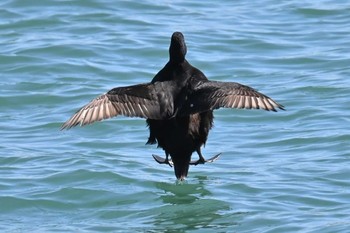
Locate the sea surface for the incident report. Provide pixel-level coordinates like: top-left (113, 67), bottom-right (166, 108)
top-left (1, 0), bottom-right (350, 232)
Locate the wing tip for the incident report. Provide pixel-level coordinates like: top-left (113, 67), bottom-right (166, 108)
top-left (266, 103), bottom-right (285, 112)
top-left (60, 120), bottom-right (80, 131)
top-left (278, 104), bottom-right (286, 111)
top-left (60, 124), bottom-right (68, 131)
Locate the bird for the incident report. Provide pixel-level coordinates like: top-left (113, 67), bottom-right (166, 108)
top-left (61, 31), bottom-right (284, 181)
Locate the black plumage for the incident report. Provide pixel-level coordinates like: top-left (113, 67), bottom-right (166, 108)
top-left (62, 32), bottom-right (284, 180)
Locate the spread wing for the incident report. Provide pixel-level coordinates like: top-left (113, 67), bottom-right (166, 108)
top-left (179, 81), bottom-right (284, 115)
top-left (61, 82), bottom-right (175, 130)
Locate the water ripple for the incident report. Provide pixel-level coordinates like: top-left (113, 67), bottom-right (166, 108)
top-left (1, 0), bottom-right (350, 232)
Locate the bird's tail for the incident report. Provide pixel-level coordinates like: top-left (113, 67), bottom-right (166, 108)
top-left (172, 154), bottom-right (191, 181)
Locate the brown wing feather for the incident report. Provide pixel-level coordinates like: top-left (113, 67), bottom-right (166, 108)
top-left (61, 82), bottom-right (172, 130)
top-left (179, 81), bottom-right (284, 115)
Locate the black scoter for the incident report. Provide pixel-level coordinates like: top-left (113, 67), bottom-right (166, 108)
top-left (61, 32), bottom-right (284, 180)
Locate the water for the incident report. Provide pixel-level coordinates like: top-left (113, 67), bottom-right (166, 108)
top-left (1, 0), bottom-right (350, 232)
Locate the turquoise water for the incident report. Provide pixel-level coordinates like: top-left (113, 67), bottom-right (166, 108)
top-left (1, 0), bottom-right (350, 232)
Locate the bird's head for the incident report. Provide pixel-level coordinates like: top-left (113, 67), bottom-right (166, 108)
top-left (169, 32), bottom-right (187, 63)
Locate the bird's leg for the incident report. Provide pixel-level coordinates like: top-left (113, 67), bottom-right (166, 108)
top-left (189, 147), bottom-right (221, 166)
top-left (152, 152), bottom-right (173, 167)
top-left (190, 147), bottom-right (207, 165)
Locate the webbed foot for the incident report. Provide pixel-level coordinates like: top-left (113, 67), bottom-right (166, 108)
top-left (152, 154), bottom-right (174, 167)
top-left (189, 153), bottom-right (221, 166)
